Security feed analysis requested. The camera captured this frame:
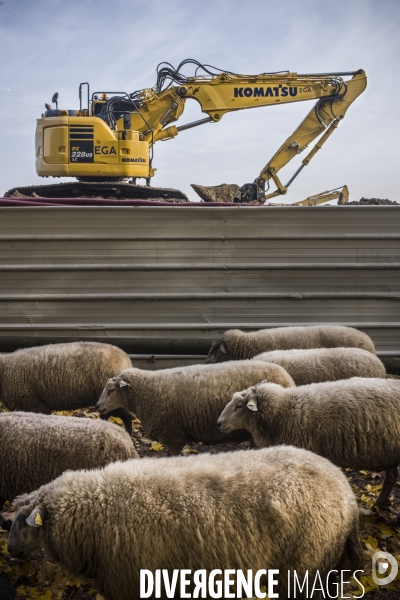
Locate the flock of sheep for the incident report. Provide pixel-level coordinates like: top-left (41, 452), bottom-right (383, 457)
top-left (0, 324), bottom-right (399, 600)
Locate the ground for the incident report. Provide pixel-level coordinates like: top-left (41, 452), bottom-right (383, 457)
top-left (1, 391), bottom-right (400, 600)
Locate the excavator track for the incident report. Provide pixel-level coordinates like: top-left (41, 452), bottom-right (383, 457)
top-left (4, 181), bottom-right (189, 202)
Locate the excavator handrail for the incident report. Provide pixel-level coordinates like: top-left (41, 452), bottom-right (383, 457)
top-left (297, 70), bottom-right (363, 77)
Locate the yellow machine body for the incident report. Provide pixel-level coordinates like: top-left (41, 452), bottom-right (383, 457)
top-left (36, 114), bottom-right (151, 179)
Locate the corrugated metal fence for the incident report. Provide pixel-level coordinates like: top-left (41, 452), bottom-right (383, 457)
top-left (0, 204), bottom-right (399, 370)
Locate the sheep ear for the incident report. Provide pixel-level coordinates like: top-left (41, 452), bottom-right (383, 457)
top-left (220, 342), bottom-right (227, 354)
top-left (119, 380), bottom-right (130, 388)
top-left (247, 398), bottom-right (258, 412)
top-left (26, 508), bottom-right (44, 528)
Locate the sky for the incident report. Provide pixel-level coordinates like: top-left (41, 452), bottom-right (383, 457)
top-left (0, 0), bottom-right (399, 202)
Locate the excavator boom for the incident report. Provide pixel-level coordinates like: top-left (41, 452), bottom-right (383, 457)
top-left (133, 64), bottom-right (366, 203)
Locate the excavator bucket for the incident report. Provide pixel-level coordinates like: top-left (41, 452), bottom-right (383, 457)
top-left (338, 185), bottom-right (349, 204)
top-left (191, 184), bottom-right (240, 203)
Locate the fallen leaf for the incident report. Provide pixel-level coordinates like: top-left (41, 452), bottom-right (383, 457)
top-left (358, 572), bottom-right (379, 593)
top-left (375, 522), bottom-right (396, 536)
top-left (362, 536), bottom-right (378, 550)
top-left (365, 484), bottom-right (382, 494)
top-left (149, 441), bottom-right (164, 452)
top-left (360, 494), bottom-right (375, 509)
top-left (108, 416), bottom-right (123, 426)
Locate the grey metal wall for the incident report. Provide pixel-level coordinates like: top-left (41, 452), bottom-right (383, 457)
top-left (0, 205), bottom-right (398, 369)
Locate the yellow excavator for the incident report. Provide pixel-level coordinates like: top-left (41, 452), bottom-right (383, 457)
top-left (6, 60), bottom-right (367, 202)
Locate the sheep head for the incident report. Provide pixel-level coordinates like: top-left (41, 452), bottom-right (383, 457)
top-left (7, 505), bottom-right (44, 560)
top-left (217, 386), bottom-right (260, 433)
top-left (218, 381), bottom-right (284, 448)
top-left (204, 330), bottom-right (243, 363)
top-left (96, 376), bottom-right (130, 415)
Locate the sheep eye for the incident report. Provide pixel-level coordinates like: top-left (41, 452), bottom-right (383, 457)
top-left (235, 403), bottom-right (243, 411)
top-left (107, 389), bottom-right (113, 396)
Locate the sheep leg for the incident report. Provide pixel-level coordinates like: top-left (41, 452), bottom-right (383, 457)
top-left (337, 524), bottom-right (363, 572)
top-left (113, 408), bottom-right (133, 437)
top-left (166, 444), bottom-right (184, 456)
top-left (375, 466), bottom-right (398, 507)
top-left (100, 408), bottom-right (133, 437)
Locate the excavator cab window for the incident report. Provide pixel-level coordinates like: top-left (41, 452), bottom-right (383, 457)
top-left (44, 109), bottom-right (77, 117)
top-left (92, 99), bottom-right (107, 116)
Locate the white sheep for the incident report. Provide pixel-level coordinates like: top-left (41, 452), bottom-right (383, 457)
top-left (7, 446), bottom-right (362, 600)
top-left (95, 361), bottom-right (295, 455)
top-left (218, 377), bottom-right (400, 506)
top-left (205, 325), bottom-right (376, 363)
top-left (0, 341), bottom-right (133, 433)
top-left (0, 411), bottom-right (138, 507)
top-left (253, 347), bottom-right (386, 385)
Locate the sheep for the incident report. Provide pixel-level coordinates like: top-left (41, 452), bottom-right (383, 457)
top-left (205, 325), bottom-right (376, 363)
top-left (6, 446), bottom-right (362, 600)
top-left (95, 361), bottom-right (295, 456)
top-left (0, 341), bottom-right (134, 434)
top-left (253, 347), bottom-right (386, 385)
top-left (218, 377), bottom-right (400, 507)
top-left (0, 411), bottom-right (138, 508)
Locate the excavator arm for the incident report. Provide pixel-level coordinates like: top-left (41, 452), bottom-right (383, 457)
top-left (131, 63), bottom-right (366, 201)
top-left (255, 71), bottom-right (366, 201)
top-left (292, 185), bottom-right (349, 206)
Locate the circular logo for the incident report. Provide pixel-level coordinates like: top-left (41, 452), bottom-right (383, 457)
top-left (372, 551), bottom-right (398, 586)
